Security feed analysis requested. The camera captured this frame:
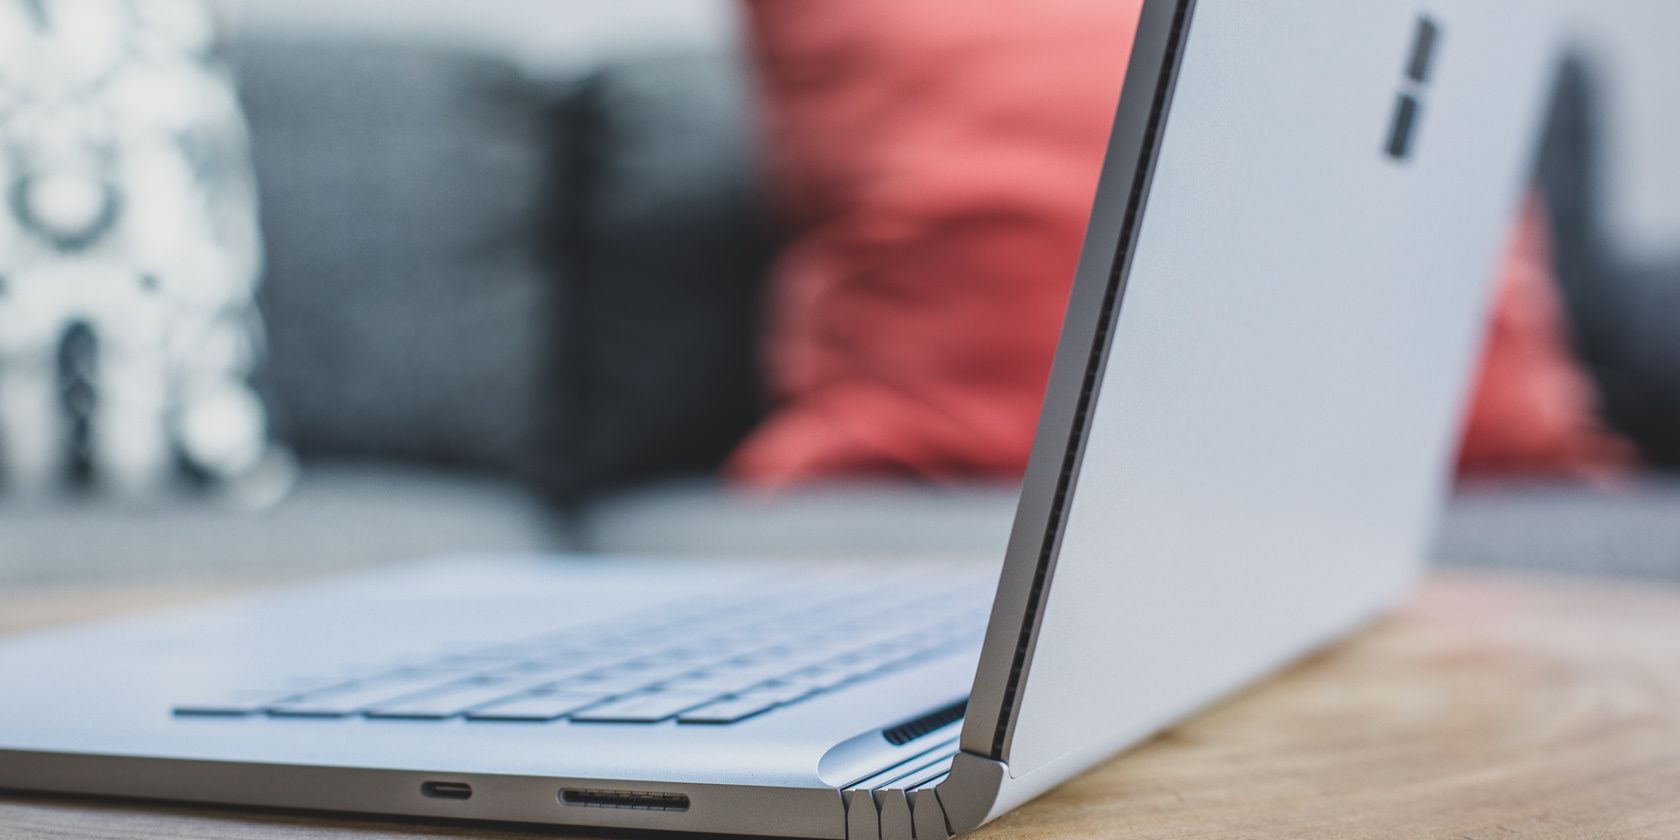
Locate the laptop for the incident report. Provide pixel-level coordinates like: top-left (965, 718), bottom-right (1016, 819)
top-left (0, 2), bottom-right (1562, 837)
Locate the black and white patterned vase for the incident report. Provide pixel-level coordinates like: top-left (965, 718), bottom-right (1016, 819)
top-left (0, 0), bottom-right (290, 503)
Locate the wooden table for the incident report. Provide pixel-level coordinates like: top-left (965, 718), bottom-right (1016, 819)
top-left (3, 572), bottom-right (1678, 839)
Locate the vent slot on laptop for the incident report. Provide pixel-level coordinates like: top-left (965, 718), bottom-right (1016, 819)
top-left (883, 699), bottom-right (967, 746)
top-left (560, 789), bottom-right (691, 812)
top-left (989, 0), bottom-right (1199, 761)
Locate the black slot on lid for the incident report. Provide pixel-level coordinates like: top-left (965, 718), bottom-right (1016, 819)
top-left (1407, 16), bottom-right (1442, 84)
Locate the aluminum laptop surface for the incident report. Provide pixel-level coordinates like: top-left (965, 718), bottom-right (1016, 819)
top-left (0, 557), bottom-right (997, 837)
top-left (0, 1), bottom-right (1565, 838)
top-left (945, 0), bottom-right (1565, 830)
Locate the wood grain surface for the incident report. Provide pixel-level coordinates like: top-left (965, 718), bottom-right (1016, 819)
top-left (2, 572), bottom-right (1677, 839)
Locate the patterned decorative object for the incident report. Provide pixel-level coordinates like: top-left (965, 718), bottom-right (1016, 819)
top-left (0, 0), bottom-right (286, 501)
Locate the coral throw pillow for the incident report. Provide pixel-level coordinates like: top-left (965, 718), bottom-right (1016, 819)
top-left (1459, 198), bottom-right (1631, 475)
top-left (730, 0), bottom-right (1627, 486)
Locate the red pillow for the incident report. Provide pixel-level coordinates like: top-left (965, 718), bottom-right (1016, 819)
top-left (730, 0), bottom-right (1628, 486)
top-left (1459, 198), bottom-right (1633, 475)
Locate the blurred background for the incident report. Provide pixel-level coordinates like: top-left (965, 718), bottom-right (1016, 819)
top-left (1, 0), bottom-right (1676, 588)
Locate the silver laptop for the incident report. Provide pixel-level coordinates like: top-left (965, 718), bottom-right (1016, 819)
top-left (0, 2), bottom-right (1562, 837)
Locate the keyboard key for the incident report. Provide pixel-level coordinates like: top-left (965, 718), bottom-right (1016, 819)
top-left (632, 645), bottom-right (713, 664)
top-left (175, 688), bottom-right (304, 717)
top-left (615, 659), bottom-right (708, 683)
top-left (464, 691), bottom-right (611, 722)
top-left (477, 645), bottom-right (614, 664)
top-left (178, 571), bottom-right (994, 729)
top-left (267, 675), bottom-right (456, 718)
top-left (702, 661), bottom-right (798, 684)
top-left (558, 672), bottom-right (664, 695)
top-left (782, 666), bottom-right (856, 692)
top-left (741, 681), bottom-right (815, 704)
top-left (427, 653), bottom-right (525, 669)
top-left (364, 679), bottom-right (544, 720)
top-left (489, 660), bottom-right (605, 682)
top-left (661, 670), bottom-right (769, 695)
top-left (677, 693), bottom-right (783, 724)
top-left (569, 690), bottom-right (717, 723)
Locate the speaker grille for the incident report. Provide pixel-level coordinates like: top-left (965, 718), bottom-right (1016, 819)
top-left (559, 789), bottom-right (690, 812)
top-left (883, 699), bottom-right (967, 746)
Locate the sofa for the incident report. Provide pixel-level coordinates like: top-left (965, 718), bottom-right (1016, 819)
top-left (3, 0), bottom-right (1677, 587)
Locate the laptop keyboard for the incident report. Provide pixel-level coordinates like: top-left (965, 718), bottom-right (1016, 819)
top-left (175, 575), bottom-right (993, 726)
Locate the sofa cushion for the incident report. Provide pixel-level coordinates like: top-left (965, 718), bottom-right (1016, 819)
top-left (558, 52), bottom-right (775, 492)
top-left (1455, 198), bottom-right (1634, 475)
top-left (1588, 262), bottom-right (1680, 467)
top-left (582, 477), bottom-right (1680, 584)
top-left (218, 1), bottom-right (764, 493)
top-left (227, 34), bottom-right (571, 480)
top-left (579, 478), bottom-right (1020, 559)
top-left (1434, 479), bottom-right (1680, 582)
top-left (0, 464), bottom-right (570, 585)
top-left (1531, 55), bottom-right (1680, 469)
top-left (730, 0), bottom-right (1626, 487)
top-left (729, 0), bottom-right (1140, 486)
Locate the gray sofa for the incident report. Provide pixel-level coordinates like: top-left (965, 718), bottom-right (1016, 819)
top-left (4, 1), bottom-right (1678, 587)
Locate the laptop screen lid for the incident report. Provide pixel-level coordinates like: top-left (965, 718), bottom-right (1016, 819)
top-left (959, 0), bottom-right (1564, 793)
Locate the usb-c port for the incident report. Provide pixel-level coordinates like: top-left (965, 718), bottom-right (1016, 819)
top-left (421, 781), bottom-right (473, 800)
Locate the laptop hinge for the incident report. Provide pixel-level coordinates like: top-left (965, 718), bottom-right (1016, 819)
top-left (841, 750), bottom-right (1007, 840)
top-left (840, 742), bottom-right (958, 840)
